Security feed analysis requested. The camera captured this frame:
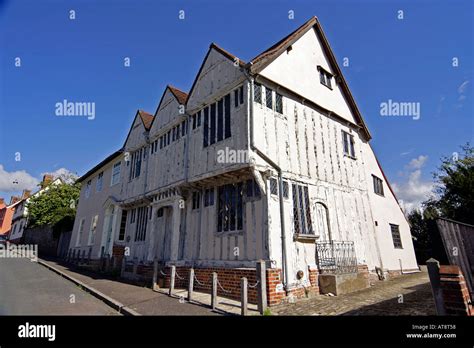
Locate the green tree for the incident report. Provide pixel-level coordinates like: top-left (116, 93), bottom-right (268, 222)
top-left (26, 181), bottom-right (81, 228)
top-left (408, 143), bottom-right (473, 263)
top-left (425, 143), bottom-right (474, 224)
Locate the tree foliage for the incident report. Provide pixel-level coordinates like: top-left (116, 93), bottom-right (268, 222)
top-left (26, 181), bottom-right (81, 228)
top-left (408, 143), bottom-right (473, 263)
top-left (424, 143), bottom-right (474, 224)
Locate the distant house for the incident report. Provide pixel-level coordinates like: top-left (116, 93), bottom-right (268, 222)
top-left (9, 174), bottom-right (62, 244)
top-left (69, 17), bottom-right (418, 305)
top-left (0, 196), bottom-right (20, 238)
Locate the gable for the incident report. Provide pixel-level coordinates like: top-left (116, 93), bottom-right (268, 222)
top-left (250, 17), bottom-right (371, 140)
top-left (123, 112), bottom-right (147, 150)
top-left (186, 45), bottom-right (246, 111)
top-left (258, 27), bottom-right (358, 126)
top-left (150, 88), bottom-right (183, 135)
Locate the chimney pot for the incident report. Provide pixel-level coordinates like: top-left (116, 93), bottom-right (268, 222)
top-left (41, 174), bottom-right (54, 188)
top-left (10, 196), bottom-right (21, 205)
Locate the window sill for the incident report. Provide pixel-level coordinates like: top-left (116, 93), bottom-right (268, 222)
top-left (321, 83), bottom-right (333, 90)
top-left (375, 192), bottom-right (385, 197)
top-left (293, 234), bottom-right (318, 243)
top-left (343, 154), bottom-right (357, 160)
top-left (216, 229), bottom-right (244, 237)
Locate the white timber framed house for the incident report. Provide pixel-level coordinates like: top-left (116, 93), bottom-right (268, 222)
top-left (69, 17), bottom-right (418, 305)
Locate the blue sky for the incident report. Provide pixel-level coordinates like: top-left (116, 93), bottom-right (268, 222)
top-left (0, 0), bottom-right (473, 210)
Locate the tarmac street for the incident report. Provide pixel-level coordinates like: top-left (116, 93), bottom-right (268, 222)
top-left (0, 257), bottom-right (118, 315)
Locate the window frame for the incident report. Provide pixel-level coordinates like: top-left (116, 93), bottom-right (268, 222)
top-left (372, 175), bottom-right (385, 196)
top-left (342, 130), bottom-right (356, 159)
top-left (85, 180), bottom-right (91, 199)
top-left (217, 183), bottom-right (243, 233)
top-left (265, 87), bottom-right (273, 109)
top-left (88, 215), bottom-right (99, 245)
top-left (318, 66), bottom-right (333, 90)
top-left (111, 161), bottom-right (121, 186)
top-left (96, 172), bottom-right (104, 192)
top-left (76, 217), bottom-right (85, 247)
top-left (275, 92), bottom-right (283, 114)
top-left (269, 178), bottom-right (278, 196)
top-left (390, 224), bottom-right (403, 249)
top-left (292, 183), bottom-right (314, 236)
top-left (254, 83), bottom-right (262, 104)
top-left (117, 210), bottom-right (127, 241)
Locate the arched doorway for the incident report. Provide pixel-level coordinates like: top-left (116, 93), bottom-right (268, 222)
top-left (314, 202), bottom-right (331, 241)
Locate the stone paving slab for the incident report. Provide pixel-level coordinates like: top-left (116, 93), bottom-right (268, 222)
top-left (272, 271), bottom-right (436, 316)
top-left (155, 287), bottom-right (260, 316)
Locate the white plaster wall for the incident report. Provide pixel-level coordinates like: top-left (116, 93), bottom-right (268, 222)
top-left (361, 142), bottom-right (419, 271)
top-left (259, 27), bottom-right (358, 125)
top-left (187, 48), bottom-right (245, 111)
top-left (70, 156), bottom-right (123, 258)
top-left (148, 91), bottom-right (186, 191)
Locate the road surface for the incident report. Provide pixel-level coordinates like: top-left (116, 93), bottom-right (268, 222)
top-left (0, 257), bottom-right (118, 315)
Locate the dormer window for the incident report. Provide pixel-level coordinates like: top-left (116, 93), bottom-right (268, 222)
top-left (318, 66), bottom-right (333, 89)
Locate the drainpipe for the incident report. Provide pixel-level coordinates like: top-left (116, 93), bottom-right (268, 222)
top-left (184, 113), bottom-right (191, 184)
top-left (244, 64), bottom-right (289, 292)
top-left (143, 130), bottom-right (151, 197)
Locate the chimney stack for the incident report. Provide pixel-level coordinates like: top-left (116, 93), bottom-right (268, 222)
top-left (0, 198), bottom-right (4, 206)
top-left (41, 174), bottom-right (54, 189)
top-left (10, 196), bottom-right (21, 205)
top-left (22, 190), bottom-right (31, 199)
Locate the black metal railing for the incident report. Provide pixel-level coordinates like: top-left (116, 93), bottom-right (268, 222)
top-left (316, 241), bottom-right (358, 274)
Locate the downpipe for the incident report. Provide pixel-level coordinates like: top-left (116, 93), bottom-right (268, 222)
top-left (244, 65), bottom-right (290, 293)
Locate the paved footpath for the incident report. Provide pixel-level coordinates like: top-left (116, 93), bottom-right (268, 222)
top-left (272, 271), bottom-right (436, 316)
top-left (39, 258), bottom-right (220, 315)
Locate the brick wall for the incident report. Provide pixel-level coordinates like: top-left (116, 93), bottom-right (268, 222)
top-left (159, 265), bottom-right (320, 306)
top-left (162, 266), bottom-right (259, 304)
top-left (439, 265), bottom-right (473, 316)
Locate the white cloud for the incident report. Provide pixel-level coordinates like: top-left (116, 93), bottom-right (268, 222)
top-left (0, 165), bottom-right (40, 193)
top-left (458, 80), bottom-right (469, 94)
top-left (456, 80), bottom-right (469, 108)
top-left (392, 156), bottom-right (434, 213)
top-left (407, 155), bottom-right (428, 170)
top-left (400, 149), bottom-right (413, 156)
top-left (44, 168), bottom-right (78, 183)
top-left (0, 165), bottom-right (78, 195)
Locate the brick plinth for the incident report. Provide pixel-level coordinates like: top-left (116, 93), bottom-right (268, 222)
top-left (439, 265), bottom-right (473, 316)
top-left (162, 267), bottom-right (259, 304)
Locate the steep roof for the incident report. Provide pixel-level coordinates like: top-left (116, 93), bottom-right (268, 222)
top-left (122, 109), bottom-right (154, 147)
top-left (189, 17), bottom-right (371, 140)
top-left (249, 16), bottom-right (371, 139)
top-left (249, 17), bottom-right (318, 69)
top-left (167, 85), bottom-right (188, 105)
top-left (77, 149), bottom-right (123, 183)
top-left (138, 110), bottom-right (154, 130)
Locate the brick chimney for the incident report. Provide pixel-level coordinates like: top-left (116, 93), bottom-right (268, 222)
top-left (22, 190), bottom-right (31, 199)
top-left (0, 198), bottom-right (4, 206)
top-left (41, 174), bottom-right (54, 189)
top-left (9, 196), bottom-right (21, 205)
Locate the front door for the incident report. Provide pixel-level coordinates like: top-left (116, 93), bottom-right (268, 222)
top-left (155, 207), bottom-right (172, 261)
top-left (104, 205), bottom-right (116, 256)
